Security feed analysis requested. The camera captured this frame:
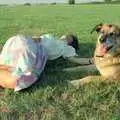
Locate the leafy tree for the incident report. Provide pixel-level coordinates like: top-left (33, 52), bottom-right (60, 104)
top-left (104, 0), bottom-right (112, 2)
top-left (68, 0), bottom-right (75, 4)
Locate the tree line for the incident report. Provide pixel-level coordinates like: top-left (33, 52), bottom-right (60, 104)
top-left (68, 0), bottom-right (120, 4)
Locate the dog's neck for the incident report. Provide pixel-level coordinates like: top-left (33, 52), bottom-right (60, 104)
top-left (95, 55), bottom-right (120, 68)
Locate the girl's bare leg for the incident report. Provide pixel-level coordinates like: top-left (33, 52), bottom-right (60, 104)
top-left (0, 65), bottom-right (16, 89)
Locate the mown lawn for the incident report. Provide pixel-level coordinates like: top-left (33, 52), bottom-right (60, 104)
top-left (0, 4), bottom-right (120, 120)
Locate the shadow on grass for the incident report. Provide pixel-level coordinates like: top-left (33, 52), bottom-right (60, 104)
top-left (23, 42), bottom-right (98, 92)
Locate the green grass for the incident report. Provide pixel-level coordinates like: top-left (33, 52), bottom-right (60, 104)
top-left (0, 4), bottom-right (120, 119)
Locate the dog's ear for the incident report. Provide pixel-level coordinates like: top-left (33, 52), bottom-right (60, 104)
top-left (90, 23), bottom-right (103, 34)
top-left (116, 27), bottom-right (120, 36)
top-left (113, 25), bottom-right (120, 36)
top-left (108, 24), bottom-right (113, 28)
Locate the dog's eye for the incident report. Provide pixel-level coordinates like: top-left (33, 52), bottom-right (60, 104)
top-left (109, 32), bottom-right (114, 36)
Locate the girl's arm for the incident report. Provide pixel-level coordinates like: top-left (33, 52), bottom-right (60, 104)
top-left (65, 56), bottom-right (94, 65)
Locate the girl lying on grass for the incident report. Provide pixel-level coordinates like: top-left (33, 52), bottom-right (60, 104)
top-left (0, 34), bottom-right (94, 91)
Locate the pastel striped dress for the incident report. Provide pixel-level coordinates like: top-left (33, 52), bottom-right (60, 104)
top-left (0, 35), bottom-right (48, 91)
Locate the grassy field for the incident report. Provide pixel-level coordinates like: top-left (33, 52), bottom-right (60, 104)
top-left (0, 4), bottom-right (120, 119)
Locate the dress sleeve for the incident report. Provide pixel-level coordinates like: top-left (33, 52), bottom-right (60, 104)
top-left (62, 45), bottom-right (77, 58)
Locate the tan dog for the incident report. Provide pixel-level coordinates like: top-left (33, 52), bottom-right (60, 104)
top-left (71, 23), bottom-right (120, 86)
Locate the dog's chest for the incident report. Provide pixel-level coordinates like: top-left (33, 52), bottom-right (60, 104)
top-left (95, 56), bottom-right (120, 79)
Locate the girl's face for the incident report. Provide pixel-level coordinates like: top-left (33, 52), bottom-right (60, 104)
top-left (66, 35), bottom-right (73, 45)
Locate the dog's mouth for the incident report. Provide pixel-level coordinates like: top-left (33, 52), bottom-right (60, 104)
top-left (106, 45), bottom-right (113, 51)
top-left (95, 45), bottom-right (113, 58)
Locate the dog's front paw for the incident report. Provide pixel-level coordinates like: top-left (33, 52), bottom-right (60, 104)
top-left (70, 76), bottom-right (94, 87)
top-left (70, 79), bottom-right (84, 87)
